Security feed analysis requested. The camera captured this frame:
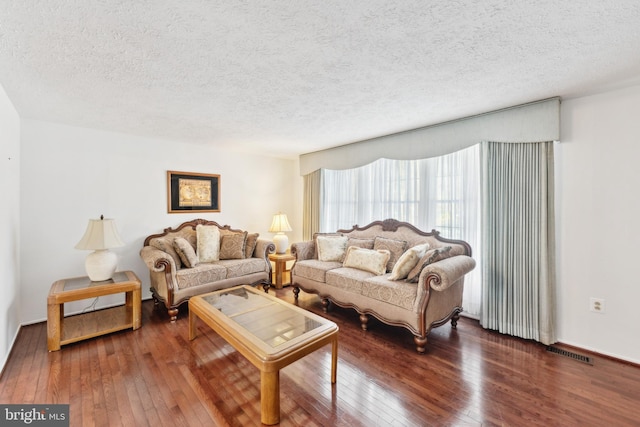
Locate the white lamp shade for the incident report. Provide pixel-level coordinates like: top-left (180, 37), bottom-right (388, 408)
top-left (75, 217), bottom-right (124, 281)
top-left (75, 217), bottom-right (124, 250)
top-left (268, 213), bottom-right (292, 233)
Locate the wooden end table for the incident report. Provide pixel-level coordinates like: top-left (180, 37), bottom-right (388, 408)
top-left (268, 252), bottom-right (295, 289)
top-left (47, 270), bottom-right (142, 351)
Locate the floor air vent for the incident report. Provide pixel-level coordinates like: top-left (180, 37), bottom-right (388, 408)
top-left (546, 346), bottom-right (593, 365)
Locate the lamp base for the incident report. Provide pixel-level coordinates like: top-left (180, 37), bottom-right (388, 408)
top-left (85, 249), bottom-right (118, 281)
top-left (273, 233), bottom-right (289, 254)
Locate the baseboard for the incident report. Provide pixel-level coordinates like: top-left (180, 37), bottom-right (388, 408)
top-left (556, 341), bottom-right (640, 367)
top-left (459, 315), bottom-right (640, 367)
top-left (0, 324), bottom-right (22, 379)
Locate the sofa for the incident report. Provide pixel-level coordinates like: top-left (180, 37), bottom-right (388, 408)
top-left (291, 219), bottom-right (476, 353)
top-left (140, 219), bottom-right (275, 321)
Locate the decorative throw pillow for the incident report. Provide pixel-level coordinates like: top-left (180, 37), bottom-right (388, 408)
top-left (196, 224), bottom-right (221, 263)
top-left (388, 243), bottom-right (430, 281)
top-left (313, 232), bottom-right (342, 259)
top-left (218, 228), bottom-right (235, 237)
top-left (407, 246), bottom-right (457, 283)
top-left (340, 237), bottom-right (376, 262)
top-left (346, 237), bottom-right (375, 250)
top-left (220, 231), bottom-right (248, 260)
top-left (173, 237), bottom-right (198, 268)
top-left (245, 233), bottom-right (259, 258)
top-left (316, 235), bottom-right (348, 262)
top-left (373, 237), bottom-right (407, 272)
top-left (343, 246), bottom-right (391, 275)
top-left (185, 231), bottom-right (197, 249)
top-left (150, 236), bottom-right (182, 269)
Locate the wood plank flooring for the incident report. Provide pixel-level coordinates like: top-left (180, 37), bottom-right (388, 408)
top-left (1, 287), bottom-right (639, 426)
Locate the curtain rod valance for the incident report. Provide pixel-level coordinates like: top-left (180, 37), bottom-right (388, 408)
top-left (299, 97), bottom-right (560, 175)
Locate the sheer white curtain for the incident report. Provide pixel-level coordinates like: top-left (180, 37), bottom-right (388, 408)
top-left (322, 159), bottom-right (425, 231)
top-left (320, 145), bottom-right (482, 317)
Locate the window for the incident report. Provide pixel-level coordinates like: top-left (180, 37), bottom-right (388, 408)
top-left (320, 144), bottom-right (481, 316)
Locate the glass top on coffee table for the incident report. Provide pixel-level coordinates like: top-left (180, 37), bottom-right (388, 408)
top-left (202, 286), bottom-right (325, 348)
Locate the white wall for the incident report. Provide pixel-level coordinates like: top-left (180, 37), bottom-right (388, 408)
top-left (0, 83), bottom-right (21, 371)
top-left (556, 85), bottom-right (640, 363)
top-left (20, 120), bottom-right (300, 323)
top-left (11, 85), bottom-right (640, 366)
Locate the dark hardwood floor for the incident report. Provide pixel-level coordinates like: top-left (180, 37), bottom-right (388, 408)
top-left (2, 287), bottom-right (639, 426)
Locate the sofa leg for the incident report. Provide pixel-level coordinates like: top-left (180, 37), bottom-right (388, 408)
top-left (321, 298), bottom-right (330, 313)
top-left (451, 313), bottom-right (460, 329)
top-left (168, 308), bottom-right (178, 322)
top-left (414, 335), bottom-right (427, 354)
top-left (293, 286), bottom-right (300, 300)
top-left (359, 314), bottom-right (369, 331)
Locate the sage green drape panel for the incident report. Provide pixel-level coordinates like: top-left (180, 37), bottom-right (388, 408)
top-left (480, 141), bottom-right (556, 345)
top-left (303, 169), bottom-right (322, 240)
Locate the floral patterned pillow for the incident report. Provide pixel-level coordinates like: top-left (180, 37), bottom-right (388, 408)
top-left (343, 246), bottom-right (391, 275)
top-left (388, 243), bottom-right (430, 281)
top-left (173, 237), bottom-right (198, 268)
top-left (316, 235), bottom-right (348, 262)
top-left (196, 224), bottom-right (220, 263)
top-left (150, 236), bottom-right (182, 269)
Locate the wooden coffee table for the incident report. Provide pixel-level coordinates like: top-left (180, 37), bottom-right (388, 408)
top-left (189, 285), bottom-right (338, 425)
top-left (47, 270), bottom-right (141, 351)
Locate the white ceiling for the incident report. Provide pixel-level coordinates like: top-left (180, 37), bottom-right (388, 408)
top-left (2, 1), bottom-right (640, 159)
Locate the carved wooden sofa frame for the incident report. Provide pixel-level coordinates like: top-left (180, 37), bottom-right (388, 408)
top-left (140, 219), bottom-right (274, 321)
top-left (290, 219), bottom-right (475, 353)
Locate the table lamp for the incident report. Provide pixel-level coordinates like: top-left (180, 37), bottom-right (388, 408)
top-left (269, 212), bottom-right (292, 254)
top-left (75, 215), bottom-right (125, 281)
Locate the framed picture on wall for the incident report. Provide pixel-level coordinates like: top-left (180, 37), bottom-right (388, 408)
top-left (167, 171), bottom-right (220, 213)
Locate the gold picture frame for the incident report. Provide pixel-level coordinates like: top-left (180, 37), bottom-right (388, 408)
top-left (167, 171), bottom-right (220, 213)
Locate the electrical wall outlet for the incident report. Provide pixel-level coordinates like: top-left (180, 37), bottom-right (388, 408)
top-left (590, 297), bottom-right (605, 313)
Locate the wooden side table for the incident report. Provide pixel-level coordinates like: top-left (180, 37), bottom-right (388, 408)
top-left (268, 253), bottom-right (296, 289)
top-left (47, 270), bottom-right (142, 351)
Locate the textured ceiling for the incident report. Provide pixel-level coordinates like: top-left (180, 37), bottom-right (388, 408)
top-left (2, 1), bottom-right (640, 158)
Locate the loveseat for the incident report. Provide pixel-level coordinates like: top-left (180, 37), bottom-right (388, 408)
top-left (140, 219), bottom-right (275, 321)
top-left (291, 219), bottom-right (476, 353)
